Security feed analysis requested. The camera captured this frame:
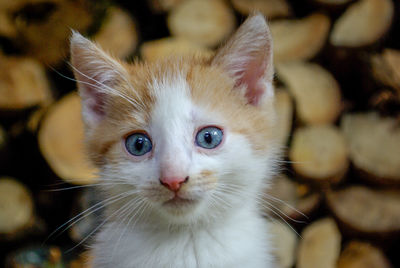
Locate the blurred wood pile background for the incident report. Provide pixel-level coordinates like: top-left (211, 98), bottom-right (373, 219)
top-left (0, 0), bottom-right (399, 267)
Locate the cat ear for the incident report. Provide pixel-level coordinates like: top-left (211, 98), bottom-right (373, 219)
top-left (70, 31), bottom-right (128, 128)
top-left (212, 14), bottom-right (274, 106)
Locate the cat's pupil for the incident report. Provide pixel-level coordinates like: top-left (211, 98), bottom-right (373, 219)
top-left (135, 138), bottom-right (144, 151)
top-left (204, 132), bottom-right (212, 144)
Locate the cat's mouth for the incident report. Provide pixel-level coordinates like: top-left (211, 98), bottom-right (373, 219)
top-left (163, 196), bottom-right (196, 207)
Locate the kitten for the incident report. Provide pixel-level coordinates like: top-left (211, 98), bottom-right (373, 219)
top-left (70, 14), bottom-right (279, 268)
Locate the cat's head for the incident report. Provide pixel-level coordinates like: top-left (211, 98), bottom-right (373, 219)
top-left (70, 14), bottom-right (278, 225)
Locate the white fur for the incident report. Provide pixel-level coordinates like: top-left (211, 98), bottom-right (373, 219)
top-left (90, 71), bottom-right (277, 267)
top-left (93, 205), bottom-right (274, 267)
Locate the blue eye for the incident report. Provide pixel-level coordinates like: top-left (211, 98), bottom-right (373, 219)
top-left (125, 133), bottom-right (152, 156)
top-left (196, 127), bottom-right (223, 149)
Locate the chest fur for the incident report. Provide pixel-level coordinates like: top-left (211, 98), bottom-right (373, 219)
top-left (91, 209), bottom-right (274, 268)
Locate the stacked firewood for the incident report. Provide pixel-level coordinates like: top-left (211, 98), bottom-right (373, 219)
top-left (0, 0), bottom-right (399, 267)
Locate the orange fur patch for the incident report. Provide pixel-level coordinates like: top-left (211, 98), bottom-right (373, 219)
top-left (85, 55), bottom-right (276, 165)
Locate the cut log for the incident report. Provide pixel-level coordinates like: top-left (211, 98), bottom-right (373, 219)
top-left (147, 0), bottom-right (186, 13)
top-left (0, 55), bottom-right (52, 110)
top-left (269, 220), bottom-right (298, 268)
top-left (313, 0), bottom-right (353, 5)
top-left (231, 0), bottom-right (291, 19)
top-left (371, 49), bottom-right (400, 95)
top-left (289, 125), bottom-right (349, 184)
top-left (297, 218), bottom-right (341, 268)
top-left (0, 177), bottom-right (34, 238)
top-left (326, 185), bottom-right (400, 236)
top-left (38, 92), bottom-right (98, 185)
top-left (167, 0), bottom-right (236, 47)
top-left (276, 61), bottom-right (342, 125)
top-left (337, 240), bottom-right (392, 268)
top-left (330, 0), bottom-right (394, 47)
top-left (0, 0), bottom-right (53, 38)
top-left (341, 112), bottom-right (400, 185)
top-left (94, 7), bottom-right (138, 59)
top-left (270, 14), bottom-right (330, 62)
top-left (264, 174), bottom-right (321, 221)
top-left (0, 3), bottom-right (17, 38)
top-left (140, 37), bottom-right (214, 61)
top-left (274, 89), bottom-right (293, 147)
top-left (10, 0), bottom-right (95, 65)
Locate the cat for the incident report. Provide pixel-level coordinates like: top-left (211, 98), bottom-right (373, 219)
top-left (70, 13), bottom-right (279, 268)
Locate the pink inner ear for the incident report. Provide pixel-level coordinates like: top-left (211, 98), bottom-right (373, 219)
top-left (79, 80), bottom-right (108, 121)
top-left (87, 88), bottom-right (107, 117)
top-left (235, 58), bottom-right (267, 106)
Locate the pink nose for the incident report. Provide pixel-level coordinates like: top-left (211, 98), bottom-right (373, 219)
top-left (160, 176), bottom-right (189, 192)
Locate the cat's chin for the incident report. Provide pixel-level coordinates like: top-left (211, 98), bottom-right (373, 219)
top-left (163, 196), bottom-right (196, 207)
top-left (158, 196), bottom-right (203, 220)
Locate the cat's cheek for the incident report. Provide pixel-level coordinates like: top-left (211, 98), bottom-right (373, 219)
top-left (120, 140), bottom-right (153, 162)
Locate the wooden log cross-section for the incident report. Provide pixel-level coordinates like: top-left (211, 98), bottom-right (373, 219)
top-left (94, 7), bottom-right (139, 60)
top-left (312, 0), bottom-right (353, 6)
top-left (140, 37), bottom-right (214, 61)
top-left (296, 218), bottom-right (342, 268)
top-left (276, 61), bottom-right (342, 125)
top-left (4, 0), bottom-right (95, 66)
top-left (147, 0), bottom-right (185, 13)
top-left (330, 0), bottom-right (394, 47)
top-left (270, 14), bottom-right (330, 63)
top-left (269, 220), bottom-right (299, 268)
top-left (341, 112), bottom-right (400, 186)
top-left (327, 185), bottom-right (400, 238)
top-left (231, 0), bottom-right (291, 19)
top-left (38, 92), bottom-right (98, 185)
top-left (337, 240), bottom-right (392, 268)
top-left (167, 0), bottom-right (236, 48)
top-left (0, 55), bottom-right (52, 110)
top-left (297, 218), bottom-right (342, 268)
top-left (289, 125), bottom-right (349, 185)
top-left (0, 177), bottom-right (34, 240)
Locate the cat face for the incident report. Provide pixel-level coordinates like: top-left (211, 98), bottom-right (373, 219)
top-left (70, 14), bottom-right (278, 225)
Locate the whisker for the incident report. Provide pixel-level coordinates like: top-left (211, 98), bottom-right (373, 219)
top-left (111, 199), bottom-right (149, 259)
top-left (44, 190), bottom-right (137, 243)
top-left (65, 193), bottom-right (139, 253)
top-left (260, 194), bottom-right (309, 220)
top-left (259, 203), bottom-right (302, 238)
top-left (109, 196), bottom-right (143, 240)
top-left (254, 196), bottom-right (307, 224)
top-left (111, 197), bottom-right (144, 238)
top-left (209, 191), bottom-right (232, 209)
top-left (45, 182), bottom-right (131, 192)
top-left (216, 183), bottom-right (307, 224)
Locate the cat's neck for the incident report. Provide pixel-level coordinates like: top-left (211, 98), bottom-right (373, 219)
top-left (94, 204), bottom-right (272, 268)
